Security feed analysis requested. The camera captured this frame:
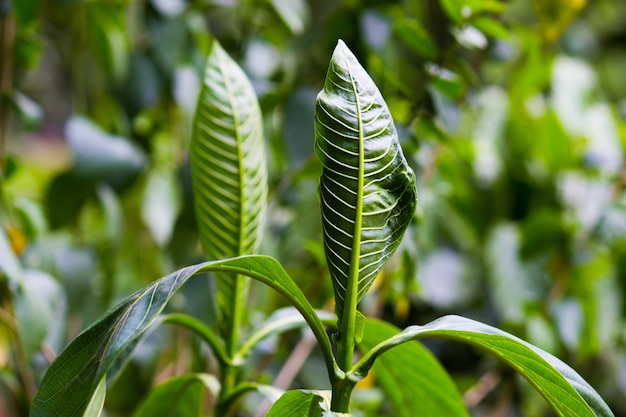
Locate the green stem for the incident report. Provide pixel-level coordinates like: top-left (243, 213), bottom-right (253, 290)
top-left (330, 378), bottom-right (356, 413)
top-left (336, 46), bottom-right (364, 377)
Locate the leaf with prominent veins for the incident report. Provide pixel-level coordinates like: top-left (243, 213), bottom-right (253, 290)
top-left (190, 39), bottom-right (268, 348)
top-left (314, 40), bottom-right (417, 327)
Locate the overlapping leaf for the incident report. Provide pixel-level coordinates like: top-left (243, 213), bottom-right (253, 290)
top-left (30, 256), bottom-right (334, 417)
top-left (357, 319), bottom-right (469, 417)
top-left (314, 40), bottom-right (417, 322)
top-left (353, 315), bottom-right (614, 417)
top-left (190, 39), bottom-right (268, 337)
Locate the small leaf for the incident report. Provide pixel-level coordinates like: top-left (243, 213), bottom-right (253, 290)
top-left (354, 315), bottom-right (614, 417)
top-left (30, 256), bottom-right (334, 417)
top-left (266, 390), bottom-right (323, 417)
top-left (133, 373), bottom-right (220, 417)
top-left (315, 40), bottom-right (417, 324)
top-left (472, 16), bottom-right (510, 39)
top-left (84, 377), bottom-right (106, 417)
top-left (393, 18), bottom-right (439, 60)
top-left (0, 227), bottom-right (22, 282)
top-left (142, 169), bottom-right (182, 246)
top-left (270, 0), bottom-right (310, 35)
top-left (236, 308), bottom-right (336, 362)
top-left (357, 318), bottom-right (469, 417)
top-left (65, 116), bottom-right (146, 181)
top-left (15, 270), bottom-right (66, 359)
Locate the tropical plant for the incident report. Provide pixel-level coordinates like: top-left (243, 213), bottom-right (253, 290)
top-left (26, 38), bottom-right (614, 417)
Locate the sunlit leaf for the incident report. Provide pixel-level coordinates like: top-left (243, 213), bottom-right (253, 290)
top-left (353, 315), bottom-right (614, 417)
top-left (532, 0), bottom-right (586, 42)
top-left (142, 169), bottom-right (182, 246)
top-left (84, 377), bottom-right (106, 417)
top-left (30, 256), bottom-right (334, 417)
top-left (314, 40), bottom-right (417, 325)
top-left (190, 39), bottom-right (268, 344)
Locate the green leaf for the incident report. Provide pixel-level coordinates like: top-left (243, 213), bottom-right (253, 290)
top-left (353, 315), bottom-right (614, 417)
top-left (133, 374), bottom-right (220, 417)
top-left (314, 40), bottom-right (417, 327)
top-left (141, 168), bottom-right (182, 247)
top-left (266, 390), bottom-right (328, 417)
top-left (393, 18), bottom-right (439, 60)
top-left (65, 116), bottom-right (146, 182)
top-left (84, 377), bottom-right (106, 417)
top-left (190, 39), bottom-right (268, 348)
top-left (15, 270), bottom-right (65, 359)
top-left (236, 308), bottom-right (336, 363)
top-left (357, 318), bottom-right (469, 417)
top-left (472, 16), bottom-right (510, 39)
top-left (161, 313), bottom-right (230, 367)
top-left (30, 256), bottom-right (335, 417)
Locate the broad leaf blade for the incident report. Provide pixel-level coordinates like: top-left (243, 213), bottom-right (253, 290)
top-left (314, 40), bottom-right (417, 322)
top-left (190, 39), bottom-right (268, 334)
top-left (357, 318), bottom-right (469, 417)
top-left (133, 373), bottom-right (219, 417)
top-left (354, 315), bottom-right (613, 417)
top-left (30, 256), bottom-right (334, 417)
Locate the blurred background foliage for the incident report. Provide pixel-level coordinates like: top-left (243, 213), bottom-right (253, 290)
top-left (1, 0), bottom-right (626, 416)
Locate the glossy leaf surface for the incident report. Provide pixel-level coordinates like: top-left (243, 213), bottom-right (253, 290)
top-left (357, 318), bottom-right (469, 417)
top-left (30, 256), bottom-right (334, 417)
top-left (314, 40), bottom-right (417, 322)
top-left (354, 315), bottom-right (614, 417)
top-left (190, 39), bottom-right (268, 338)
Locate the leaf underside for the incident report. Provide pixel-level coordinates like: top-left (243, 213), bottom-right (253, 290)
top-left (190, 39), bottom-right (268, 328)
top-left (314, 40), bottom-right (417, 322)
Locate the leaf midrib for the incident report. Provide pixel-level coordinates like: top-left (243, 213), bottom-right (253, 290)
top-left (338, 45), bottom-right (364, 371)
top-left (216, 44), bottom-right (247, 355)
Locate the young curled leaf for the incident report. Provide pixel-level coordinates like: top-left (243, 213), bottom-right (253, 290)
top-left (315, 40), bottom-right (417, 325)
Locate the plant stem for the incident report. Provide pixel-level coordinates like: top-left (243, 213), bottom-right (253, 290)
top-left (333, 52), bottom-right (365, 414)
top-left (330, 378), bottom-right (356, 413)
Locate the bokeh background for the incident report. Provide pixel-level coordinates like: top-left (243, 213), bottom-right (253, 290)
top-left (1, 0), bottom-right (626, 415)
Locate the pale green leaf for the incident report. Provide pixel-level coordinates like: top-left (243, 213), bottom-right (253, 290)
top-left (15, 270), bottom-right (66, 359)
top-left (357, 318), bottom-right (469, 417)
top-left (142, 169), bottom-right (182, 246)
top-left (353, 315), bottom-right (614, 417)
top-left (83, 377), bottom-right (106, 417)
top-left (314, 40), bottom-right (417, 324)
top-left (30, 256), bottom-right (334, 417)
